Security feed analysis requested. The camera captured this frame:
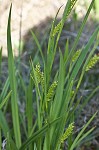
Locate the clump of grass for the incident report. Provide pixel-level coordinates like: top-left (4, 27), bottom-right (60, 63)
top-left (0, 0), bottom-right (99, 150)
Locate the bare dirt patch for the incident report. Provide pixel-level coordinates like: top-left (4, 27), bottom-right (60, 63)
top-left (0, 0), bottom-right (66, 56)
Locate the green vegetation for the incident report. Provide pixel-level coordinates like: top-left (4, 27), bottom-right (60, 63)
top-left (95, 0), bottom-right (99, 18)
top-left (0, 0), bottom-right (99, 149)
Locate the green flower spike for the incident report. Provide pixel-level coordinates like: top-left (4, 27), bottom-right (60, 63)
top-left (72, 50), bottom-right (81, 62)
top-left (61, 122), bottom-right (74, 143)
top-left (46, 81), bottom-right (58, 101)
top-left (86, 54), bottom-right (99, 71)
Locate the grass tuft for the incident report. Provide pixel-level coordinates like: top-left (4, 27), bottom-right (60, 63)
top-left (0, 0), bottom-right (99, 150)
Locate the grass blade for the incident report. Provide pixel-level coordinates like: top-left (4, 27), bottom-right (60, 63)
top-left (31, 30), bottom-right (45, 64)
top-left (70, 26), bottom-right (99, 81)
top-left (46, 0), bottom-right (78, 85)
top-left (0, 77), bottom-right (9, 103)
top-left (0, 110), bottom-right (9, 136)
top-left (19, 118), bottom-right (60, 150)
top-left (77, 86), bottom-right (99, 116)
top-left (26, 76), bottom-right (33, 137)
top-left (66, 0), bottom-right (95, 64)
top-left (76, 127), bottom-right (95, 148)
top-left (70, 112), bottom-right (97, 150)
top-left (7, 4), bottom-right (21, 148)
top-left (0, 91), bottom-right (11, 109)
top-left (6, 133), bottom-right (18, 150)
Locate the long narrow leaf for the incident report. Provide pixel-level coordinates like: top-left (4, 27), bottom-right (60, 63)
top-left (70, 112), bottom-right (97, 150)
top-left (66, 0), bottom-right (95, 65)
top-left (0, 91), bottom-right (11, 109)
top-left (31, 30), bottom-right (45, 64)
top-left (46, 0), bottom-right (78, 85)
top-left (26, 76), bottom-right (33, 137)
top-left (0, 110), bottom-right (9, 136)
top-left (76, 127), bottom-right (95, 148)
top-left (19, 118), bottom-right (61, 150)
top-left (0, 77), bottom-right (9, 103)
top-left (70, 26), bottom-right (99, 82)
top-left (7, 4), bottom-right (21, 148)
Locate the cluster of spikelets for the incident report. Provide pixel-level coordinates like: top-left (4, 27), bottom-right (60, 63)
top-left (34, 63), bottom-right (58, 101)
top-left (72, 49), bottom-right (81, 62)
top-left (34, 63), bottom-right (45, 91)
top-left (86, 54), bottom-right (99, 71)
top-left (61, 122), bottom-right (74, 143)
top-left (46, 81), bottom-right (58, 101)
top-left (55, 122), bottom-right (74, 150)
top-left (52, 20), bottom-right (62, 37)
top-left (34, 63), bottom-right (58, 110)
top-left (52, 0), bottom-right (78, 37)
top-left (72, 50), bottom-right (99, 71)
top-left (65, 0), bottom-right (78, 18)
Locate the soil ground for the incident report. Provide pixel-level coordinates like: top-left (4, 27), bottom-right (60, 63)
top-left (0, 0), bottom-right (66, 56)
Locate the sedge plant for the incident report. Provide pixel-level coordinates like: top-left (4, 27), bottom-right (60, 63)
top-left (0, 0), bottom-right (99, 149)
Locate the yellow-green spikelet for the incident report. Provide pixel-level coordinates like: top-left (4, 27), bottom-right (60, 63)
top-left (61, 122), bottom-right (74, 143)
top-left (86, 54), bottom-right (99, 71)
top-left (46, 81), bottom-right (58, 101)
